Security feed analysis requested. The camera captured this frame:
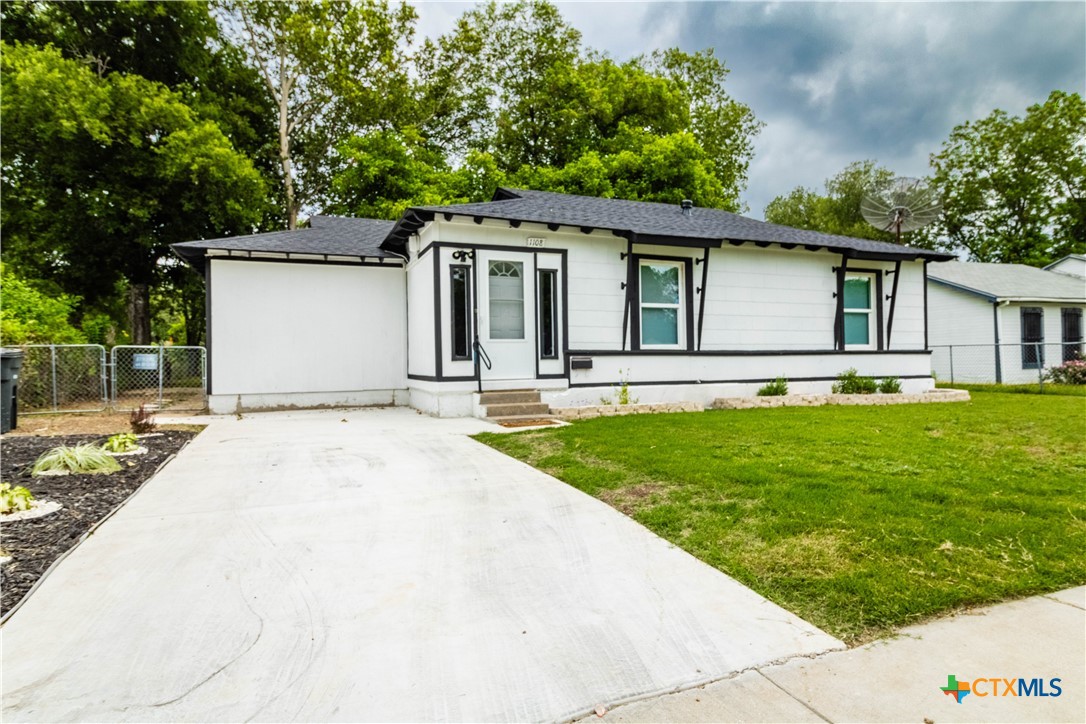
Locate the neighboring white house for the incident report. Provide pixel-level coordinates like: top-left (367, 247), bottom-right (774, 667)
top-left (174, 188), bottom-right (955, 416)
top-left (1045, 254), bottom-right (1086, 280)
top-left (927, 261), bottom-right (1086, 384)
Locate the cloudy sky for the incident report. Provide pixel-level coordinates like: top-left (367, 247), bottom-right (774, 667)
top-left (415, 1), bottom-right (1085, 218)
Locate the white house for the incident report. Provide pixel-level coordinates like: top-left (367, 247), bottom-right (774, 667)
top-left (927, 261), bottom-right (1085, 384)
top-left (1044, 254), bottom-right (1086, 280)
top-left (173, 188), bottom-right (955, 416)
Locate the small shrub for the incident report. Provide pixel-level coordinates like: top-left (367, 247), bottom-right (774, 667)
top-left (832, 368), bottom-right (878, 395)
top-left (32, 444), bottom-right (121, 476)
top-left (103, 433), bottom-right (140, 453)
top-left (0, 483), bottom-right (35, 514)
top-left (130, 404), bottom-right (157, 434)
top-left (1045, 359), bottom-right (1086, 385)
top-left (877, 377), bottom-right (902, 394)
top-left (757, 377), bottom-right (789, 396)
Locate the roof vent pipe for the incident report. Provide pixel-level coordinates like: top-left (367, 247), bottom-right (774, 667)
top-left (681, 199), bottom-right (693, 216)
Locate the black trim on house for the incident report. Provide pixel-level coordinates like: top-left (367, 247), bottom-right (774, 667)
top-left (697, 246), bottom-right (710, 351)
top-left (568, 373), bottom-right (933, 389)
top-left (833, 256), bottom-right (848, 350)
top-left (561, 251), bottom-right (570, 380)
top-left (875, 271), bottom-right (885, 351)
top-left (205, 259), bottom-right (213, 396)
top-left (433, 249), bottom-right (443, 379)
top-left (196, 255), bottom-right (402, 270)
top-left (885, 259), bottom-right (902, 348)
top-left (567, 348), bottom-right (932, 357)
top-left (407, 373), bottom-right (478, 383)
top-left (621, 239), bottom-right (634, 351)
top-left (538, 268), bottom-right (559, 360)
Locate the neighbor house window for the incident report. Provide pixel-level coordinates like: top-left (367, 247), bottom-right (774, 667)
top-left (1021, 307), bottom-right (1044, 369)
top-left (1062, 307), bottom-right (1083, 362)
top-left (843, 274), bottom-right (875, 348)
top-left (450, 265), bottom-right (472, 360)
top-left (639, 261), bottom-right (683, 347)
top-left (538, 269), bottom-right (558, 359)
top-left (488, 261), bottom-right (524, 339)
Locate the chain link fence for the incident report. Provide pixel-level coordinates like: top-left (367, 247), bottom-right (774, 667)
top-left (931, 342), bottom-right (1082, 389)
top-left (15, 345), bottom-right (109, 413)
top-left (13, 344), bottom-right (206, 414)
top-left (111, 345), bottom-right (207, 412)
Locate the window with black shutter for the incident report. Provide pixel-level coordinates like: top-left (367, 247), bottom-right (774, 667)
top-left (538, 269), bottom-right (558, 359)
top-left (1062, 308), bottom-right (1084, 362)
top-left (1021, 307), bottom-right (1044, 369)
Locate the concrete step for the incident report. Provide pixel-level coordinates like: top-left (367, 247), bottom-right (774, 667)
top-left (478, 390), bottom-right (541, 405)
top-left (484, 402), bottom-right (551, 417)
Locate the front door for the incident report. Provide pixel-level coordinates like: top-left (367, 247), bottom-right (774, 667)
top-left (477, 250), bottom-right (535, 380)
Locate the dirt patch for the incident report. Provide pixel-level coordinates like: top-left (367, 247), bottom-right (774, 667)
top-left (498, 418), bottom-right (559, 428)
top-left (598, 482), bottom-right (668, 516)
top-left (5, 411), bottom-right (204, 437)
top-left (1, 431), bottom-right (197, 616)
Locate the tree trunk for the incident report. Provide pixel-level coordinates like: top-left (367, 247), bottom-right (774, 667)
top-left (278, 57), bottom-right (298, 230)
top-left (127, 283), bottom-right (152, 345)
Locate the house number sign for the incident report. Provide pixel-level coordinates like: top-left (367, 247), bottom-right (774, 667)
top-left (526, 237), bottom-right (546, 247)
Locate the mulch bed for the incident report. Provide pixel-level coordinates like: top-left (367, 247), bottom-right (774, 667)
top-left (1, 430), bottom-right (196, 617)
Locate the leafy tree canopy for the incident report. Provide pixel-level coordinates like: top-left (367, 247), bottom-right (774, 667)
top-left (1, 42), bottom-right (267, 342)
top-left (0, 264), bottom-right (86, 345)
top-left (764, 160), bottom-right (899, 242)
top-left (929, 90), bottom-right (1086, 265)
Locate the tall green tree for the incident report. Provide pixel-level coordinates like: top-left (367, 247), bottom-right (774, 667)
top-left (764, 161), bottom-right (898, 242)
top-left (221, 0), bottom-right (416, 228)
top-left (929, 90), bottom-right (1086, 265)
top-left (1, 42), bottom-right (266, 343)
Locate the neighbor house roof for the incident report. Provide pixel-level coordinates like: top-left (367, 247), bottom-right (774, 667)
top-left (381, 187), bottom-right (955, 261)
top-left (928, 261), bottom-right (1086, 303)
top-left (172, 216), bottom-right (399, 273)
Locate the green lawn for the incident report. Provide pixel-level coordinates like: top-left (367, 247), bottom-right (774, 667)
top-left (937, 381), bottom-right (1086, 396)
top-left (476, 392), bottom-right (1086, 644)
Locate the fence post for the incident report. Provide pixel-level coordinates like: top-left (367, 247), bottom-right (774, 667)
top-left (100, 347), bottom-right (108, 410)
top-left (158, 345), bottom-right (165, 407)
top-left (949, 345), bottom-right (955, 384)
top-left (49, 344), bottom-right (59, 412)
top-left (1037, 343), bottom-right (1044, 392)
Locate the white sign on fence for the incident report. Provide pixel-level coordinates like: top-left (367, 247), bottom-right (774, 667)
top-left (132, 353), bottom-right (158, 371)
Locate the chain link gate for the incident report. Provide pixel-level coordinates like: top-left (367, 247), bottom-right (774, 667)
top-left (110, 345), bottom-right (207, 411)
top-left (16, 344), bottom-right (109, 414)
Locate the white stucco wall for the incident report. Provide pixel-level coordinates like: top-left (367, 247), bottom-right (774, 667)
top-left (208, 259), bottom-right (406, 412)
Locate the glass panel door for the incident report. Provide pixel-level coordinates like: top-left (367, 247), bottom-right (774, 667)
top-left (488, 261), bottom-right (524, 340)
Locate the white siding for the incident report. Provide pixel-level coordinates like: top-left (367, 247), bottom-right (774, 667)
top-left (209, 259), bottom-right (406, 411)
top-left (407, 252), bottom-right (436, 378)
top-left (999, 302), bottom-right (1086, 383)
top-left (1047, 256), bottom-right (1086, 279)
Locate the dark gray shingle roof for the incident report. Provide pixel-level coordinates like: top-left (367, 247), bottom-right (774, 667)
top-left (928, 261), bottom-right (1086, 302)
top-left (383, 188), bottom-right (953, 261)
top-left (172, 216), bottom-right (399, 273)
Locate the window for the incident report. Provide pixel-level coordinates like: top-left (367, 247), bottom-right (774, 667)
top-left (450, 265), bottom-right (472, 360)
top-left (1021, 307), bottom-right (1044, 369)
top-left (1062, 307), bottom-right (1083, 362)
top-left (640, 261), bottom-right (682, 347)
top-left (488, 261), bottom-right (524, 339)
top-left (538, 269), bottom-right (558, 359)
top-left (843, 275), bottom-right (874, 348)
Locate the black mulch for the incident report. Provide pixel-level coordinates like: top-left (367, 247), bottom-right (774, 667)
top-left (1, 431), bottom-right (196, 617)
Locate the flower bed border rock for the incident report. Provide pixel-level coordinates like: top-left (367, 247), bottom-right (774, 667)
top-left (711, 389), bottom-right (970, 410)
top-left (551, 401), bottom-right (701, 421)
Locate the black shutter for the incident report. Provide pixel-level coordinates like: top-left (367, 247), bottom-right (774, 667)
top-left (1021, 307), bottom-right (1044, 369)
top-left (1063, 308), bottom-right (1084, 362)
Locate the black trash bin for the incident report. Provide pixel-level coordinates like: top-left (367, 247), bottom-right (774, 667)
top-left (2, 348), bottom-right (25, 434)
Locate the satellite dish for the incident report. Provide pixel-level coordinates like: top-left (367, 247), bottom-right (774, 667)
top-left (861, 177), bottom-right (941, 243)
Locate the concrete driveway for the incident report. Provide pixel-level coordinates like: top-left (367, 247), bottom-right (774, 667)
top-left (2, 408), bottom-right (841, 722)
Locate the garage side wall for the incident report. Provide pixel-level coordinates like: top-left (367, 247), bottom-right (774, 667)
top-left (208, 259), bottom-right (406, 412)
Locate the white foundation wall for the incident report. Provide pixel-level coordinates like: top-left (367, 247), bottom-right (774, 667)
top-left (208, 259), bottom-right (406, 412)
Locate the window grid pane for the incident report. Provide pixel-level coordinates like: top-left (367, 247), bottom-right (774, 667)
top-left (642, 308), bottom-right (679, 345)
top-left (844, 312), bottom-right (870, 345)
top-left (640, 264), bottom-right (680, 304)
top-left (489, 261), bottom-right (524, 340)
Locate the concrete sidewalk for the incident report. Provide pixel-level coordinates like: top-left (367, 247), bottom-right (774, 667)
top-left (2, 407), bottom-right (842, 722)
top-left (590, 586), bottom-right (1085, 723)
